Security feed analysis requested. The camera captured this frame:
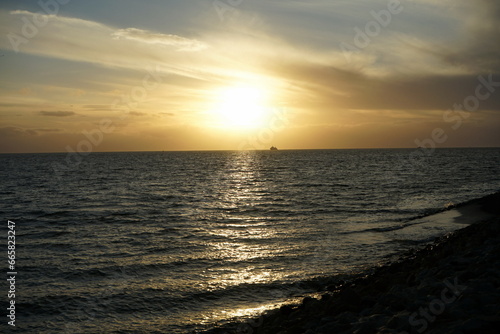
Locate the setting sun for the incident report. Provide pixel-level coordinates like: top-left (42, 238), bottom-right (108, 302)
top-left (209, 85), bottom-right (271, 130)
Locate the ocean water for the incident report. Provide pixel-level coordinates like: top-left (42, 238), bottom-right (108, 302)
top-left (1, 148), bottom-right (499, 333)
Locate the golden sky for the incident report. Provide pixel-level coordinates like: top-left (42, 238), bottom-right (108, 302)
top-left (1, 0), bottom-right (499, 153)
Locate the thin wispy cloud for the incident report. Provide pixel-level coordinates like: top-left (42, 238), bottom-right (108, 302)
top-left (112, 28), bottom-right (207, 51)
top-left (39, 111), bottom-right (77, 117)
top-left (128, 111), bottom-right (146, 116)
top-left (33, 128), bottom-right (62, 132)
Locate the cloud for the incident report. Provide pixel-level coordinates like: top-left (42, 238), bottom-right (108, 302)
top-left (0, 126), bottom-right (37, 136)
top-left (112, 28), bottom-right (207, 51)
top-left (128, 111), bottom-right (146, 116)
top-left (390, 0), bottom-right (500, 73)
top-left (270, 60), bottom-right (500, 113)
top-left (83, 104), bottom-right (109, 110)
top-left (39, 111), bottom-right (77, 117)
top-left (456, 0), bottom-right (500, 71)
top-left (34, 128), bottom-right (62, 132)
top-left (0, 127), bottom-right (62, 137)
top-left (0, 10), bottom-right (214, 80)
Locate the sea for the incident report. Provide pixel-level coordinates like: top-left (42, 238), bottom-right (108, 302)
top-left (1, 148), bottom-right (499, 333)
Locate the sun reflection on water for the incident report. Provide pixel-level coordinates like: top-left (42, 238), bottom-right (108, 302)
top-left (202, 151), bottom-right (289, 292)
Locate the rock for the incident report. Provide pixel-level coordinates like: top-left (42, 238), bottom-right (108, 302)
top-left (386, 312), bottom-right (411, 331)
top-left (319, 316), bottom-right (336, 324)
top-left (279, 304), bottom-right (293, 316)
top-left (337, 287), bottom-right (362, 310)
top-left (352, 321), bottom-right (378, 334)
top-left (460, 318), bottom-right (491, 333)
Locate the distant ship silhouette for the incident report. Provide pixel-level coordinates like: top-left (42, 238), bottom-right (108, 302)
top-left (270, 146), bottom-right (278, 151)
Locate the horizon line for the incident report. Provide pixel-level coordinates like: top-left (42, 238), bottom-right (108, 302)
top-left (2, 146), bottom-right (500, 154)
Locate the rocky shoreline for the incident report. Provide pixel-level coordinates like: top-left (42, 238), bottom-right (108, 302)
top-left (200, 192), bottom-right (500, 334)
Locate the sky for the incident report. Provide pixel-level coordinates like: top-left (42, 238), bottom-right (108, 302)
top-left (0, 0), bottom-right (499, 153)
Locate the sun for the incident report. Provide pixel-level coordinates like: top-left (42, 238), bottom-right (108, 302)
top-left (209, 85), bottom-right (271, 130)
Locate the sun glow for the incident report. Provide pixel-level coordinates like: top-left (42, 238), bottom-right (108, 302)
top-left (209, 85), bottom-right (271, 130)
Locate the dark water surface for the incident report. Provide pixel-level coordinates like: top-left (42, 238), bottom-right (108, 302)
top-left (1, 148), bottom-right (499, 333)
